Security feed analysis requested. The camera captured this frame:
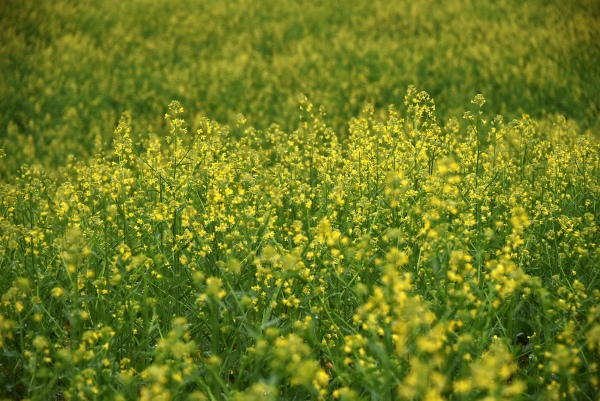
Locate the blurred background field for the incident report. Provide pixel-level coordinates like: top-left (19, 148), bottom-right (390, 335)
top-left (1, 0), bottom-right (599, 178)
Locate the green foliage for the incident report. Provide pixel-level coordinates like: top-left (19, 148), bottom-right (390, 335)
top-left (1, 0), bottom-right (599, 178)
top-left (1, 91), bottom-right (599, 399)
top-left (1, 0), bottom-right (600, 399)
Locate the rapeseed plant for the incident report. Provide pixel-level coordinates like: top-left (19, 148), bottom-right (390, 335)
top-left (1, 87), bottom-right (599, 400)
top-left (2, 0), bottom-right (600, 179)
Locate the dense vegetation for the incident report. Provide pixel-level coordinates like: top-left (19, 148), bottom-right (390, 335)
top-left (1, 0), bottom-right (599, 178)
top-left (1, 0), bottom-right (599, 400)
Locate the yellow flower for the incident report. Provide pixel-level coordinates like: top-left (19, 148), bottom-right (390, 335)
top-left (453, 378), bottom-right (472, 394)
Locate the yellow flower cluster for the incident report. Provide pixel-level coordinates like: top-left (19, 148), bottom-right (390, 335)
top-left (2, 0), bottom-right (599, 180)
top-left (1, 87), bottom-right (599, 399)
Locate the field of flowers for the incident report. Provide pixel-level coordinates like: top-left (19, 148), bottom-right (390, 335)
top-left (1, 0), bottom-right (600, 400)
top-left (1, 0), bottom-right (600, 179)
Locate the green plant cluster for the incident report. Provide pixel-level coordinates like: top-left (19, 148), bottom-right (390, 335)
top-left (1, 0), bottom-right (599, 178)
top-left (1, 91), bottom-right (599, 400)
top-left (2, 0), bottom-right (600, 399)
